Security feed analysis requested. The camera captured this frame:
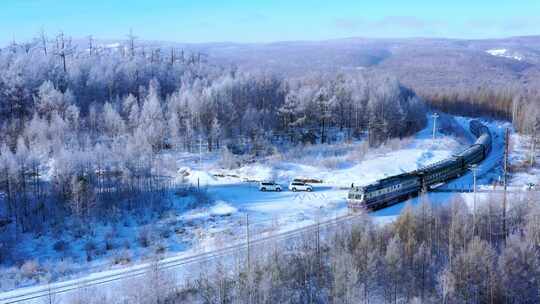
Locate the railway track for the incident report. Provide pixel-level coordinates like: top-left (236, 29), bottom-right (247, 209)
top-left (1, 121), bottom-right (514, 303)
top-left (0, 212), bottom-right (359, 304)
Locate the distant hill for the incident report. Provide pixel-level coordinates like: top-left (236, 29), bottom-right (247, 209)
top-left (62, 35), bottom-right (540, 107)
top-left (88, 36), bottom-right (540, 95)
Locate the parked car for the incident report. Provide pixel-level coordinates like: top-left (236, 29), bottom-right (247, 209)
top-left (259, 181), bottom-right (282, 192)
top-left (289, 181), bottom-right (313, 192)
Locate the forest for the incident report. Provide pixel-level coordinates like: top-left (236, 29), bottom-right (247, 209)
top-left (0, 33), bottom-right (425, 241)
top-left (172, 193), bottom-right (540, 304)
top-left (60, 193), bottom-right (540, 304)
top-left (423, 87), bottom-right (540, 136)
top-left (2, 32), bottom-right (540, 303)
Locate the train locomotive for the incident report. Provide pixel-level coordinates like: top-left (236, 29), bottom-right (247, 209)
top-left (348, 120), bottom-right (492, 210)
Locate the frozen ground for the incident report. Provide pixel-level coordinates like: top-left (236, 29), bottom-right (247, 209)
top-left (180, 114), bottom-right (465, 233)
top-left (508, 133), bottom-right (540, 188)
top-left (0, 114), bottom-right (520, 300)
top-left (182, 115), bottom-right (511, 229)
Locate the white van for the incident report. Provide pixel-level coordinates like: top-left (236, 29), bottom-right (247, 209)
top-left (259, 181), bottom-right (282, 192)
top-left (289, 181), bottom-right (313, 192)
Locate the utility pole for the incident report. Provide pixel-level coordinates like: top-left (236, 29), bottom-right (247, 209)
top-left (503, 128), bottom-right (509, 243)
top-left (431, 113), bottom-right (440, 140)
top-left (470, 164), bottom-right (478, 235)
top-left (531, 131), bottom-right (537, 166)
top-left (245, 213), bottom-right (252, 304)
top-left (246, 213), bottom-right (251, 272)
top-left (316, 207), bottom-right (321, 270)
top-left (198, 135), bottom-right (203, 165)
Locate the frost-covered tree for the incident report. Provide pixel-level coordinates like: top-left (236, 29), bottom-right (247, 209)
top-left (138, 82), bottom-right (165, 150)
top-left (0, 33), bottom-right (432, 237)
top-left (498, 234), bottom-right (540, 303)
top-left (450, 237), bottom-right (496, 303)
top-left (385, 235), bottom-right (404, 303)
top-left (102, 102), bottom-right (125, 138)
top-left (210, 117), bottom-right (222, 151)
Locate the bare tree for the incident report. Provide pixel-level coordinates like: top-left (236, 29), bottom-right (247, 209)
top-left (54, 31), bottom-right (74, 73)
top-left (87, 35), bottom-right (94, 56)
top-left (127, 28), bottom-right (137, 58)
top-left (38, 28), bottom-right (48, 55)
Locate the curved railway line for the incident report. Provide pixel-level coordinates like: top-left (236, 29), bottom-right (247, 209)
top-left (348, 120), bottom-right (493, 210)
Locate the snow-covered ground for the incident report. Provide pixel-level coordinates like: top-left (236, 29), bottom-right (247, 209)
top-left (180, 114), bottom-right (465, 232)
top-left (486, 48), bottom-right (524, 61)
top-left (508, 133), bottom-right (539, 187)
top-left (0, 114), bottom-right (522, 301)
top-left (185, 115), bottom-right (513, 226)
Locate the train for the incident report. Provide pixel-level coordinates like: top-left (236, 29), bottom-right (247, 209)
top-left (347, 120), bottom-right (492, 210)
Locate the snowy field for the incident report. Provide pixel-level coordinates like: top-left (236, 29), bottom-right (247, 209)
top-left (1, 114), bottom-right (528, 302)
top-left (508, 133), bottom-right (540, 187)
top-left (179, 114), bottom-right (464, 236)
top-left (183, 115), bottom-right (512, 228)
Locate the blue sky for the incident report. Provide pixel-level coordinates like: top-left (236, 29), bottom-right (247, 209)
top-left (1, 0), bottom-right (540, 45)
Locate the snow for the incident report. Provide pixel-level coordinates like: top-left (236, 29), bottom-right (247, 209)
top-left (486, 48), bottom-right (523, 61)
top-left (0, 114), bottom-right (523, 302)
top-left (184, 168), bottom-right (219, 185)
top-left (177, 113), bottom-right (467, 228)
top-left (508, 133), bottom-right (540, 188)
top-left (105, 42), bottom-right (121, 48)
top-left (183, 201), bottom-right (238, 220)
top-left (487, 49), bottom-right (508, 56)
top-left (209, 201), bottom-right (238, 216)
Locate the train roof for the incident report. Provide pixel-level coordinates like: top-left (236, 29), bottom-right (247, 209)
top-left (417, 157), bottom-right (457, 173)
top-left (357, 172), bottom-right (418, 191)
top-left (455, 144), bottom-right (482, 157)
